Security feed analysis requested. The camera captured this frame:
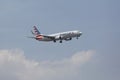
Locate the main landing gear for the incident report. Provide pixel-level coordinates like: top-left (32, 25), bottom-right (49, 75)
top-left (53, 40), bottom-right (62, 43)
top-left (53, 36), bottom-right (63, 43)
top-left (60, 40), bottom-right (62, 43)
top-left (53, 40), bottom-right (56, 43)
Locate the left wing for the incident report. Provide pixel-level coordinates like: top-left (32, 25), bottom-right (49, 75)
top-left (42, 35), bottom-right (55, 40)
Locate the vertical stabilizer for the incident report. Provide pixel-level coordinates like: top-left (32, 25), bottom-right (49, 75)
top-left (32, 26), bottom-right (41, 35)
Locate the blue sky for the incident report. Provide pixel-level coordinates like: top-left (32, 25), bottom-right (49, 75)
top-left (0, 0), bottom-right (120, 80)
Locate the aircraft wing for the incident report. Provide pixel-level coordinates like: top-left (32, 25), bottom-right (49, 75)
top-left (27, 35), bottom-right (55, 40)
top-left (42, 35), bottom-right (55, 40)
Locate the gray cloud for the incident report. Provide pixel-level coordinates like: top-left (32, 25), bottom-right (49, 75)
top-left (0, 49), bottom-right (94, 80)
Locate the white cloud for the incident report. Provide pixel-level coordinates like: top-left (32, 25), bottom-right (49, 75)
top-left (0, 49), bottom-right (95, 80)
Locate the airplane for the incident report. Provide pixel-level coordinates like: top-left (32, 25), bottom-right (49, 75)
top-left (28, 26), bottom-right (82, 43)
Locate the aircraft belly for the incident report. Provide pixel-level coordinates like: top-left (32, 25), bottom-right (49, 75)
top-left (43, 38), bottom-right (52, 41)
top-left (37, 37), bottom-right (52, 41)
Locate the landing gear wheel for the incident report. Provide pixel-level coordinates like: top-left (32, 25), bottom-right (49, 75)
top-left (53, 40), bottom-right (56, 43)
top-left (60, 40), bottom-right (62, 43)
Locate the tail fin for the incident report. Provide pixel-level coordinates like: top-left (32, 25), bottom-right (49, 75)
top-left (32, 26), bottom-right (41, 35)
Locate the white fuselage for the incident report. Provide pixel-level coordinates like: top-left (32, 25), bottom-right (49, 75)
top-left (29, 26), bottom-right (82, 43)
top-left (36, 30), bottom-right (82, 42)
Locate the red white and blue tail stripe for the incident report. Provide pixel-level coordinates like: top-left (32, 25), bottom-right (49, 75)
top-left (30, 26), bottom-right (55, 40)
top-left (30, 26), bottom-right (44, 40)
top-left (33, 26), bottom-right (41, 35)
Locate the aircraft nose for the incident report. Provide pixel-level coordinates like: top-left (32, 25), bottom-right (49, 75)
top-left (78, 31), bottom-right (82, 36)
top-left (80, 32), bottom-right (82, 35)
